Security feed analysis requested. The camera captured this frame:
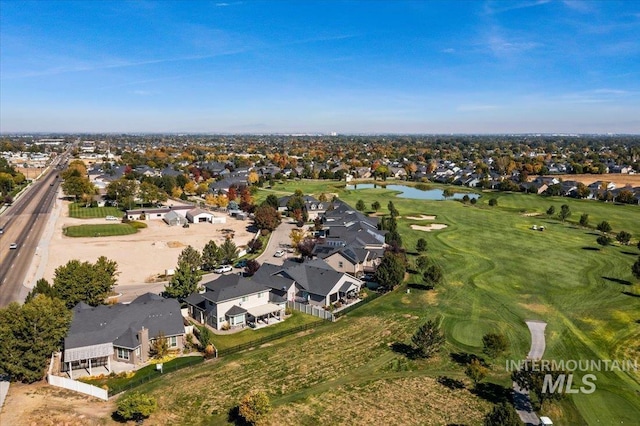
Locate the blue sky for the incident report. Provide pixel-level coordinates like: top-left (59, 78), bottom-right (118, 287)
top-left (1, 0), bottom-right (639, 134)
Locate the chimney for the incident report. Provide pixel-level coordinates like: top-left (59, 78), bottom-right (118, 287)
top-left (138, 326), bottom-right (150, 364)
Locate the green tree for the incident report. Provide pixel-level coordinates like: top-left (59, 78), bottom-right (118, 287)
top-left (416, 238), bottom-right (427, 253)
top-left (24, 278), bottom-right (56, 303)
top-left (262, 194), bottom-right (279, 209)
top-left (411, 318), bottom-right (446, 358)
top-left (512, 361), bottom-right (565, 409)
top-left (632, 257), bottom-right (640, 281)
top-left (488, 198), bottom-right (498, 206)
top-left (178, 245), bottom-right (202, 271)
top-left (138, 181), bottom-right (167, 205)
top-left (201, 240), bottom-right (221, 270)
top-left (116, 392), bottom-right (157, 422)
top-left (238, 390), bottom-right (271, 426)
top-left (442, 188), bottom-right (454, 199)
top-left (422, 263), bottom-right (443, 288)
top-left (62, 176), bottom-right (95, 201)
top-left (0, 295), bottom-right (71, 383)
top-left (106, 178), bottom-right (138, 205)
top-left (546, 205), bottom-right (555, 216)
top-left (375, 252), bottom-right (406, 290)
top-left (384, 229), bottom-right (403, 248)
top-left (482, 333), bottom-right (508, 358)
top-left (415, 255), bottom-right (430, 271)
top-left (579, 213), bottom-right (589, 228)
top-left (465, 358), bottom-right (488, 387)
top-left (371, 200), bottom-right (381, 211)
top-left (558, 204), bottom-right (571, 222)
top-left (597, 221), bottom-right (612, 234)
top-left (253, 205), bottom-right (281, 231)
top-left (597, 235), bottom-right (611, 247)
top-left (53, 257), bottom-right (118, 308)
top-left (484, 403), bottom-right (522, 426)
top-left (219, 238), bottom-right (239, 264)
top-left (164, 260), bottom-right (202, 300)
top-left (387, 201), bottom-right (399, 218)
top-left (616, 231), bottom-right (632, 245)
top-left (355, 199), bottom-right (366, 211)
top-left (149, 332), bottom-right (169, 359)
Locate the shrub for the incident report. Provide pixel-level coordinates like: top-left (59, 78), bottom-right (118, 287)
top-left (130, 221), bottom-right (148, 229)
top-left (115, 392), bottom-right (157, 422)
top-left (488, 198), bottom-right (498, 206)
top-left (238, 390), bottom-right (271, 425)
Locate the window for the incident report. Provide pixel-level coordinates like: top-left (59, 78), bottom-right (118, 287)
top-left (116, 348), bottom-right (129, 360)
top-left (258, 292), bottom-right (264, 298)
top-left (135, 347), bottom-right (141, 357)
top-left (242, 296), bottom-right (248, 302)
top-left (157, 214), bottom-right (161, 217)
top-left (169, 336), bottom-right (178, 347)
top-left (338, 261), bottom-right (344, 268)
top-left (219, 317), bottom-right (224, 323)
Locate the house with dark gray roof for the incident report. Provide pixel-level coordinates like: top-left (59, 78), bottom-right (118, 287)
top-left (185, 274), bottom-right (286, 330)
top-left (62, 294), bottom-right (185, 378)
top-left (313, 243), bottom-right (384, 277)
top-left (253, 259), bottom-right (363, 307)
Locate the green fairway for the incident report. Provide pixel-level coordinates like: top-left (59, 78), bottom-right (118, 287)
top-left (128, 181), bottom-right (639, 425)
top-left (68, 202), bottom-right (123, 218)
top-left (63, 223), bottom-right (138, 237)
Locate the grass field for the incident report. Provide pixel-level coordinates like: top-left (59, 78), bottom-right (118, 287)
top-left (68, 202), bottom-right (123, 218)
top-left (128, 182), bottom-right (639, 425)
top-left (63, 223), bottom-right (139, 237)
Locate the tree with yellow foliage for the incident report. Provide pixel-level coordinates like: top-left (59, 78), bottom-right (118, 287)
top-left (183, 181), bottom-right (197, 195)
top-left (248, 171), bottom-right (260, 185)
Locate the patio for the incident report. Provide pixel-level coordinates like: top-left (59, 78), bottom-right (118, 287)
top-left (62, 358), bottom-right (136, 379)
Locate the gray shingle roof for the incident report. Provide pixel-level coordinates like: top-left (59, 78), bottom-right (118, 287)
top-left (65, 294), bottom-right (184, 350)
top-left (226, 305), bottom-right (247, 316)
top-left (201, 274), bottom-right (269, 303)
top-left (278, 260), bottom-right (344, 297)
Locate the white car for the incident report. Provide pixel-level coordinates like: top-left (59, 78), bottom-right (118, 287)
top-left (274, 250), bottom-right (285, 257)
top-left (105, 215), bottom-right (118, 221)
top-left (9, 243), bottom-right (18, 250)
top-left (213, 265), bottom-right (233, 274)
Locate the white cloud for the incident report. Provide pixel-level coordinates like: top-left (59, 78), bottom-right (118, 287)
top-left (484, 0), bottom-right (551, 15)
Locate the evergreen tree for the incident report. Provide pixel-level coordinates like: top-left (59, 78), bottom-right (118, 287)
top-left (411, 318), bottom-right (446, 358)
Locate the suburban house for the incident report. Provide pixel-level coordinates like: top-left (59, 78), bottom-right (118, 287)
top-left (62, 294), bottom-right (185, 378)
top-left (185, 274), bottom-right (286, 330)
top-left (253, 259), bottom-right (363, 307)
top-left (320, 200), bottom-right (386, 250)
top-left (312, 244), bottom-right (383, 277)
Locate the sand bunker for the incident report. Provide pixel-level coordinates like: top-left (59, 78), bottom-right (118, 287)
top-left (406, 214), bottom-right (436, 220)
top-left (410, 224), bottom-right (448, 232)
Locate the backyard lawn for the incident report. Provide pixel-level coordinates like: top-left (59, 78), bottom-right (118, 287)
top-left (68, 202), bottom-right (123, 219)
top-left (128, 182), bottom-right (639, 425)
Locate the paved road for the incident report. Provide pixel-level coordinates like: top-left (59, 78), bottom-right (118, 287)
top-left (513, 320), bottom-right (547, 426)
top-left (256, 220), bottom-right (298, 265)
top-left (0, 167), bottom-right (62, 307)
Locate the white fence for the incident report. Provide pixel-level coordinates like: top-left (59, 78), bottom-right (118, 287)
top-left (287, 301), bottom-right (335, 321)
top-left (46, 353), bottom-right (108, 401)
top-left (0, 379), bottom-right (9, 410)
top-left (47, 374), bottom-right (108, 401)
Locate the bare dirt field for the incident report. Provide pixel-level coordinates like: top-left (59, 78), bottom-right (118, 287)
top-left (529, 173), bottom-right (640, 188)
top-left (0, 382), bottom-right (116, 426)
top-left (410, 224), bottom-right (448, 232)
top-left (43, 200), bottom-right (256, 286)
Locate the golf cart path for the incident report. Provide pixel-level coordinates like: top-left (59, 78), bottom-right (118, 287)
top-left (513, 320), bottom-right (547, 426)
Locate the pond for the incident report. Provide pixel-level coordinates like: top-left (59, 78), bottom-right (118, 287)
top-left (344, 184), bottom-right (480, 201)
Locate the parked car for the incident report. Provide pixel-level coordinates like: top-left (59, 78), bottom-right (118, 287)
top-left (9, 243), bottom-right (18, 250)
top-left (234, 259), bottom-right (248, 268)
top-left (274, 249), bottom-right (285, 257)
top-left (105, 215), bottom-right (118, 221)
top-left (213, 265), bottom-right (233, 274)
top-left (0, 227), bottom-right (4, 234)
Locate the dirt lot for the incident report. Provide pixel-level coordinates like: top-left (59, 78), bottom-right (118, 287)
top-left (43, 200), bottom-right (256, 286)
top-left (529, 173), bottom-right (640, 188)
top-left (0, 382), bottom-right (116, 426)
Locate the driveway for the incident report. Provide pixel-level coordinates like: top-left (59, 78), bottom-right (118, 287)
top-left (513, 320), bottom-right (547, 426)
top-left (256, 220), bottom-right (299, 265)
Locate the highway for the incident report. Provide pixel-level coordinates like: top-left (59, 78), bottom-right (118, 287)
top-left (0, 164), bottom-right (63, 307)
